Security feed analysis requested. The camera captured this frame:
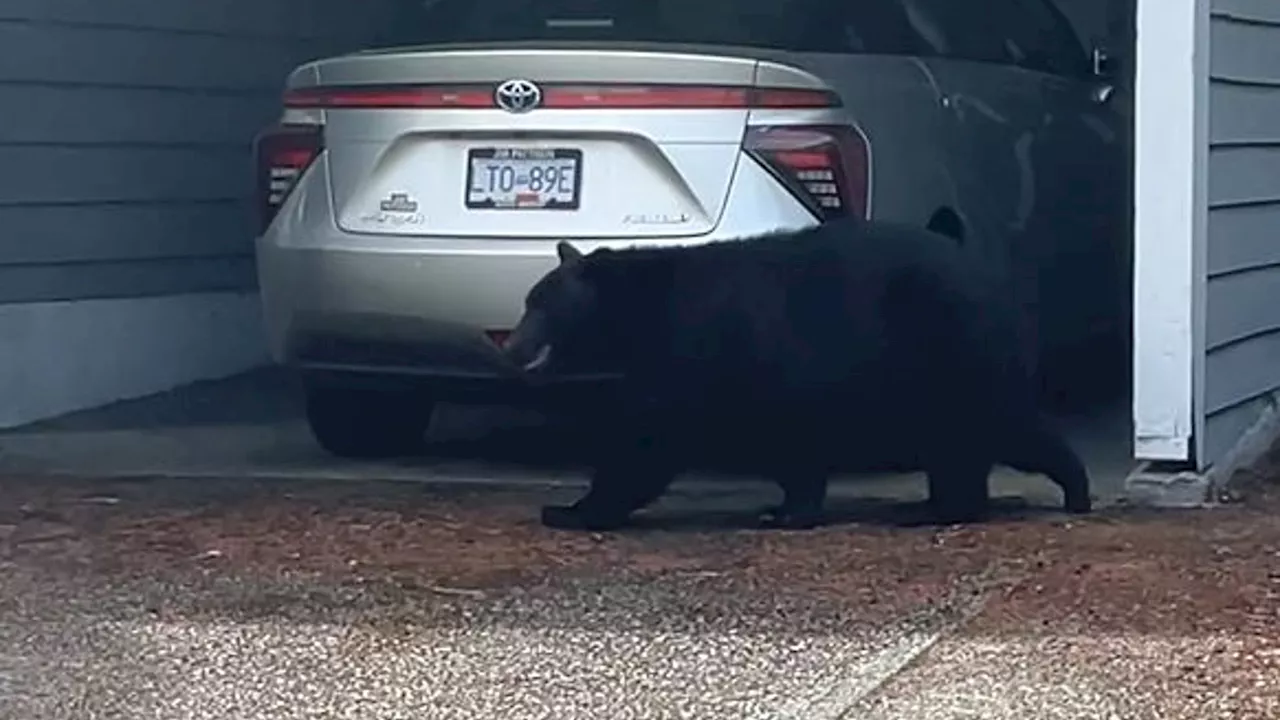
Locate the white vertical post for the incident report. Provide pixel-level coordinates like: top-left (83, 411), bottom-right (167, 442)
top-left (1131, 0), bottom-right (1209, 462)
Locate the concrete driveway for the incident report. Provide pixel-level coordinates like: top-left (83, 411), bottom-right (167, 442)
top-left (0, 367), bottom-right (1138, 511)
top-left (1, 474), bottom-right (1278, 720)
top-left (0, 371), bottom-right (1274, 718)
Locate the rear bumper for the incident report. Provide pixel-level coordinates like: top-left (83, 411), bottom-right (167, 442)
top-left (258, 240), bottom-right (552, 370)
top-left (255, 150), bottom-right (817, 397)
top-left (297, 365), bottom-right (623, 409)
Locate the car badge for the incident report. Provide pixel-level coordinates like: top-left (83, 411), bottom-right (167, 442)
top-left (379, 192), bottom-right (418, 213)
top-left (494, 79), bottom-right (543, 114)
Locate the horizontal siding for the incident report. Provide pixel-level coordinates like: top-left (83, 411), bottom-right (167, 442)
top-left (1204, 264), bottom-right (1280, 351)
top-left (0, 0), bottom-right (397, 41)
top-left (1212, 0), bottom-right (1280, 26)
top-left (0, 202), bottom-right (249, 265)
top-left (0, 146), bottom-right (250, 206)
top-left (0, 257), bottom-right (256, 304)
top-left (0, 1), bottom-right (400, 302)
top-left (0, 20), bottom-right (350, 91)
top-left (1208, 5), bottom-right (1280, 84)
top-left (1207, 202), bottom-right (1280, 276)
top-left (1202, 393), bottom-right (1273, 469)
top-left (1207, 146), bottom-right (1280, 206)
top-left (1202, 4), bottom-right (1280, 466)
top-left (1203, 330), bottom-right (1280, 415)
top-left (1209, 82), bottom-right (1280, 145)
top-left (0, 85), bottom-right (281, 147)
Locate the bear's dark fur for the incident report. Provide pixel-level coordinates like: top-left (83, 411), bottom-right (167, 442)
top-left (502, 217), bottom-right (1093, 531)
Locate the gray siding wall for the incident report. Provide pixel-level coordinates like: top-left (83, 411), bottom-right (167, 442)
top-left (1203, 0), bottom-right (1280, 465)
top-left (0, 0), bottom-right (400, 303)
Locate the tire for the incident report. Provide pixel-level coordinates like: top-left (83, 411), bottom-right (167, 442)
top-left (304, 383), bottom-right (435, 459)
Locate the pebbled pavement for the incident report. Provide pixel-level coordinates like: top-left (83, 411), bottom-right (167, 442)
top-left (1, 474), bottom-right (1278, 720)
top-left (0, 572), bottom-right (952, 720)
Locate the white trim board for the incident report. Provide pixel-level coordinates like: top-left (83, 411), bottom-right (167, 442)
top-left (1131, 0), bottom-right (1209, 463)
top-left (0, 292), bottom-right (269, 428)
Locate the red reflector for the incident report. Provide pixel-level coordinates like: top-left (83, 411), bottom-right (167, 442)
top-left (751, 88), bottom-right (840, 108)
top-left (281, 83), bottom-right (839, 110)
top-left (543, 85), bottom-right (750, 109)
top-left (485, 330), bottom-right (511, 347)
top-left (272, 147), bottom-right (319, 167)
top-left (772, 150), bottom-right (831, 169)
top-left (284, 86), bottom-right (494, 109)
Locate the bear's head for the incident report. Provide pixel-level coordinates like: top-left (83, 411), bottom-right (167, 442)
top-left (501, 240), bottom-right (614, 376)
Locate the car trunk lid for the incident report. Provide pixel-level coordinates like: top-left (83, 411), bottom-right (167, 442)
top-left (288, 46), bottom-right (834, 239)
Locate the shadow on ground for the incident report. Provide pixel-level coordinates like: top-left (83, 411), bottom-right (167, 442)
top-left (0, 361), bottom-right (1137, 512)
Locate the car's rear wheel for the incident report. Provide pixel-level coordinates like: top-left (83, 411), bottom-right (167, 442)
top-left (304, 383), bottom-right (435, 459)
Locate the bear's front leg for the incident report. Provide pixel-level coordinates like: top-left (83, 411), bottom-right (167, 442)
top-left (759, 467), bottom-right (828, 530)
top-left (895, 458), bottom-right (993, 528)
top-left (540, 462), bottom-right (671, 531)
top-left (541, 416), bottom-right (681, 532)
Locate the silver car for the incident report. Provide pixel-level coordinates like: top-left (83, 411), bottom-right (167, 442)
top-left (253, 0), bottom-right (1128, 458)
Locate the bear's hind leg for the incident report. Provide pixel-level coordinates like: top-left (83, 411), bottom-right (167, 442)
top-left (898, 456), bottom-right (993, 528)
top-left (1000, 413), bottom-right (1093, 515)
top-left (760, 467), bottom-right (829, 530)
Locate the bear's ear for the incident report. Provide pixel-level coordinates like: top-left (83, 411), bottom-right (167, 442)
top-left (556, 241), bottom-right (584, 266)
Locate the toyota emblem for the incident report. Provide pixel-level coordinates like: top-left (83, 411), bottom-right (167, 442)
top-left (494, 79), bottom-right (542, 114)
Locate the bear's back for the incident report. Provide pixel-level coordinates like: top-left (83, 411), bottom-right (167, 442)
top-left (610, 220), bottom-right (1003, 399)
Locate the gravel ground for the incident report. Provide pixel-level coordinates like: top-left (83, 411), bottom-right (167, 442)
top-left (1, 471), bottom-right (1279, 720)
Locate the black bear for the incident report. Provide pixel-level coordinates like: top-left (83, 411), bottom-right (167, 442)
top-left (501, 217), bottom-right (1093, 531)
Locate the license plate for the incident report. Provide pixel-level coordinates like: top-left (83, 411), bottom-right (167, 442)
top-left (465, 147), bottom-right (582, 210)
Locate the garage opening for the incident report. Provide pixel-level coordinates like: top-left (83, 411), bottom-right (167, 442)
top-left (1028, 0), bottom-right (1142, 505)
top-left (0, 0), bottom-right (1166, 518)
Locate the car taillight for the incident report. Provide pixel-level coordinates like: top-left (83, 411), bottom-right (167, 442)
top-left (252, 123), bottom-right (324, 234)
top-left (743, 125), bottom-right (870, 221)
